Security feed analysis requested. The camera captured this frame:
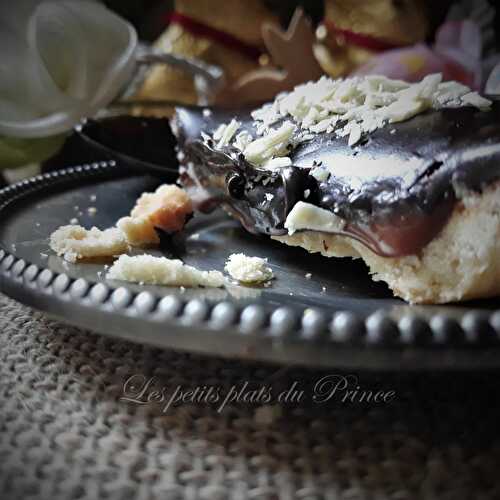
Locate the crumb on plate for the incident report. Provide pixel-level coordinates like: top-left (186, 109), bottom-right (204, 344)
top-left (118, 184), bottom-right (193, 246)
top-left (107, 254), bottom-right (224, 288)
top-left (224, 253), bottom-right (274, 284)
top-left (49, 225), bottom-right (128, 263)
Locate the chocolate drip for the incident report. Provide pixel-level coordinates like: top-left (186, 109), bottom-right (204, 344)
top-left (174, 100), bottom-right (500, 257)
top-left (179, 140), bottom-right (311, 235)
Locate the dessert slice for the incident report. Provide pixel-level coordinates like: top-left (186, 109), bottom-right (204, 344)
top-left (173, 74), bottom-right (500, 303)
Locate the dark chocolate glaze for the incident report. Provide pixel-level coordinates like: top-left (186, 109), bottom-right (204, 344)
top-left (174, 99), bottom-right (500, 257)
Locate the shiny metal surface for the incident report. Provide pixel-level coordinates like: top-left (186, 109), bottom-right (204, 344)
top-left (0, 163), bottom-right (499, 370)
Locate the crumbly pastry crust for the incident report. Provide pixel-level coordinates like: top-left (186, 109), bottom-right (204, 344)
top-left (224, 253), bottom-right (273, 284)
top-left (116, 216), bottom-right (160, 246)
top-left (117, 184), bottom-right (193, 247)
top-left (50, 185), bottom-right (193, 265)
top-left (273, 182), bottom-right (500, 304)
top-left (49, 225), bottom-right (128, 263)
top-left (107, 254), bottom-right (224, 288)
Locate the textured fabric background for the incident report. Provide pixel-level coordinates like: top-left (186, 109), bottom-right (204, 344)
top-left (1, 292), bottom-right (499, 500)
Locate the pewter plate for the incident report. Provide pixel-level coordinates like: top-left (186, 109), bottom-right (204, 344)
top-left (1, 162), bottom-right (499, 370)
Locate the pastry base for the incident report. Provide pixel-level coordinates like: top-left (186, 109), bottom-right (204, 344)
top-left (273, 182), bottom-right (500, 304)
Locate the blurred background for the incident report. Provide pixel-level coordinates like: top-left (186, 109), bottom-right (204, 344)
top-left (1, 0), bottom-right (499, 185)
top-left (103, 0), bottom-right (498, 44)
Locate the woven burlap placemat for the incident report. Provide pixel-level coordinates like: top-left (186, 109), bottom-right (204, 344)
top-left (1, 292), bottom-right (499, 500)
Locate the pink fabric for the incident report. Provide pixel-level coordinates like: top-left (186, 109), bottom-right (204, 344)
top-left (353, 21), bottom-right (482, 89)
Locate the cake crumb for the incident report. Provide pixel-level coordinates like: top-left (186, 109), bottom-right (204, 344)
top-left (49, 225), bottom-right (128, 263)
top-left (90, 195), bottom-right (97, 202)
top-left (118, 184), bottom-right (193, 247)
top-left (305, 273), bottom-right (312, 279)
top-left (225, 253), bottom-right (274, 284)
top-left (107, 254), bottom-right (224, 288)
top-left (70, 218), bottom-right (79, 225)
top-left (87, 207), bottom-right (97, 215)
top-left (117, 216), bottom-right (159, 246)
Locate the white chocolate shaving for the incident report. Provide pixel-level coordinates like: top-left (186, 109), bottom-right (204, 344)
top-left (208, 74), bottom-right (491, 168)
top-left (461, 92), bottom-right (492, 110)
top-left (263, 157), bottom-right (292, 169)
top-left (216, 119), bottom-right (240, 148)
top-left (243, 122), bottom-right (295, 165)
top-left (284, 202), bottom-right (346, 235)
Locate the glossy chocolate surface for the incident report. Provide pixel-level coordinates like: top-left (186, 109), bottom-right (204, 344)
top-left (174, 99), bottom-right (500, 257)
top-left (44, 116), bottom-right (179, 177)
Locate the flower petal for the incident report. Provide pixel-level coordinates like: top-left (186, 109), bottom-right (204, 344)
top-left (0, 0), bottom-right (137, 138)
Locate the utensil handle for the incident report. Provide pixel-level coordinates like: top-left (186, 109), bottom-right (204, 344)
top-left (117, 45), bottom-right (225, 106)
top-left (136, 51), bottom-right (224, 89)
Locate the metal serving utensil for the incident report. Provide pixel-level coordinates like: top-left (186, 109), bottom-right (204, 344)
top-left (57, 46), bottom-right (227, 178)
top-left (118, 43), bottom-right (225, 107)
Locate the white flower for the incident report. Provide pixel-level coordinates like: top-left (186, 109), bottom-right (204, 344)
top-left (0, 0), bottom-right (137, 138)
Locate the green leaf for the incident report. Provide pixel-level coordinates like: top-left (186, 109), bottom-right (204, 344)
top-left (0, 134), bottom-right (67, 170)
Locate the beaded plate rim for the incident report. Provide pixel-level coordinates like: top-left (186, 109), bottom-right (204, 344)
top-left (1, 162), bottom-right (500, 371)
